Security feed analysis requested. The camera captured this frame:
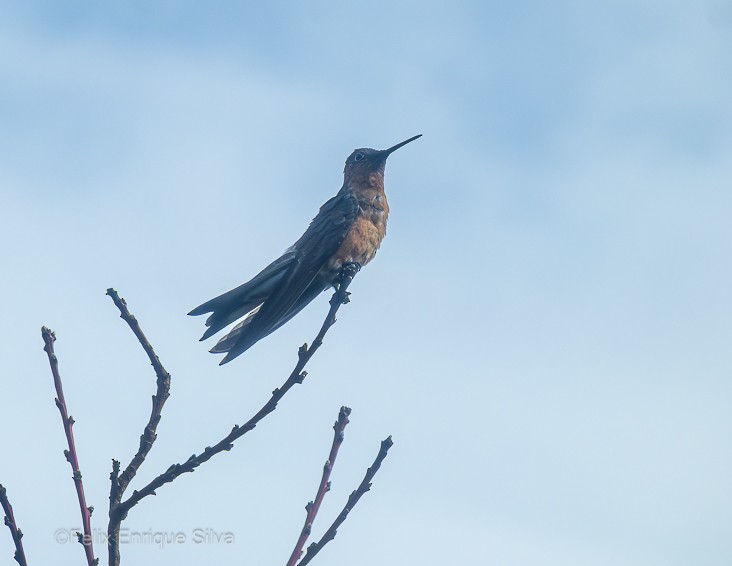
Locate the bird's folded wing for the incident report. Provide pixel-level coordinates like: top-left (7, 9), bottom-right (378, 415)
top-left (222, 191), bottom-right (359, 361)
top-left (188, 250), bottom-right (297, 317)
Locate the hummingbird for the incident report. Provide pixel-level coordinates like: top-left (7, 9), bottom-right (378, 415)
top-left (189, 134), bottom-right (422, 364)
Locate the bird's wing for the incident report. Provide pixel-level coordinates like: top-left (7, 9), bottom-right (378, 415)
top-left (220, 191), bottom-right (359, 363)
top-left (188, 249), bottom-right (299, 340)
top-left (188, 250), bottom-right (297, 317)
top-left (209, 277), bottom-right (325, 354)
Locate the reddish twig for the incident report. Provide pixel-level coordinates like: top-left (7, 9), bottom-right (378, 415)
top-left (0, 484), bottom-right (27, 566)
top-left (105, 264), bottom-right (358, 559)
top-left (41, 327), bottom-right (98, 566)
top-left (286, 406), bottom-right (351, 566)
top-left (104, 289), bottom-right (173, 566)
top-left (298, 436), bottom-right (394, 566)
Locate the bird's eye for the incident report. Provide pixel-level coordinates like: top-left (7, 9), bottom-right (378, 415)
top-left (354, 152), bottom-right (365, 162)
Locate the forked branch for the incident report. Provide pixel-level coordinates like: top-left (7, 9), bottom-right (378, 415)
top-left (106, 264), bottom-right (358, 566)
top-left (286, 406), bottom-right (351, 566)
top-left (104, 289), bottom-right (173, 566)
top-left (298, 436), bottom-right (394, 565)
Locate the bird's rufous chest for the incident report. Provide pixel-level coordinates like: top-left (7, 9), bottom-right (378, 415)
top-left (329, 195), bottom-right (388, 271)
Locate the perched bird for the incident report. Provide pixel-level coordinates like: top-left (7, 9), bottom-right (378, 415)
top-left (189, 135), bottom-right (421, 364)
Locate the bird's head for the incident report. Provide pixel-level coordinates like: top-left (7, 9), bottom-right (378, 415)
top-left (343, 134), bottom-right (422, 190)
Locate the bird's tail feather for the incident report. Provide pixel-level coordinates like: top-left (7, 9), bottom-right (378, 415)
top-left (209, 306), bottom-right (261, 353)
top-left (188, 251), bottom-right (296, 318)
top-left (188, 251), bottom-right (296, 341)
top-left (216, 280), bottom-right (327, 364)
top-left (200, 301), bottom-right (261, 341)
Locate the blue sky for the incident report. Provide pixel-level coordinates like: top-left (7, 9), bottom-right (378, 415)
top-left (1, 2), bottom-right (731, 565)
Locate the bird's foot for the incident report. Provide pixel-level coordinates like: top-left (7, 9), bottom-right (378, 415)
top-left (332, 262), bottom-right (360, 303)
top-left (341, 262), bottom-right (361, 277)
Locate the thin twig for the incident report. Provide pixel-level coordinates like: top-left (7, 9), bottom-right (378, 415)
top-left (298, 436), bottom-right (394, 566)
top-left (106, 264), bottom-right (358, 556)
top-left (0, 484), bottom-right (28, 566)
top-left (286, 406), bottom-right (351, 566)
top-left (106, 288), bottom-right (172, 493)
top-left (104, 289), bottom-right (173, 566)
top-left (41, 327), bottom-right (98, 566)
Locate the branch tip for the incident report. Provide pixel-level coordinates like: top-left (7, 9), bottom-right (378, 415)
top-left (297, 433), bottom-right (394, 566)
top-left (42, 329), bottom-right (96, 565)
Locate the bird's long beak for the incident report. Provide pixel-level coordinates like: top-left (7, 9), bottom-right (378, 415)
top-left (380, 134), bottom-right (422, 157)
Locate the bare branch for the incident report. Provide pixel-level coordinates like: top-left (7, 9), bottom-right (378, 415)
top-left (0, 484), bottom-right (27, 566)
top-left (104, 289), bottom-right (173, 566)
top-left (286, 406), bottom-right (351, 566)
top-left (298, 436), bottom-right (394, 566)
top-left (106, 288), bottom-right (172, 493)
top-left (105, 264), bottom-right (358, 562)
top-left (41, 327), bottom-right (98, 566)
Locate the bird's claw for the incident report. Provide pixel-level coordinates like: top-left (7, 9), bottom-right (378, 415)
top-left (341, 262), bottom-right (361, 278)
top-left (334, 263), bottom-right (360, 298)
